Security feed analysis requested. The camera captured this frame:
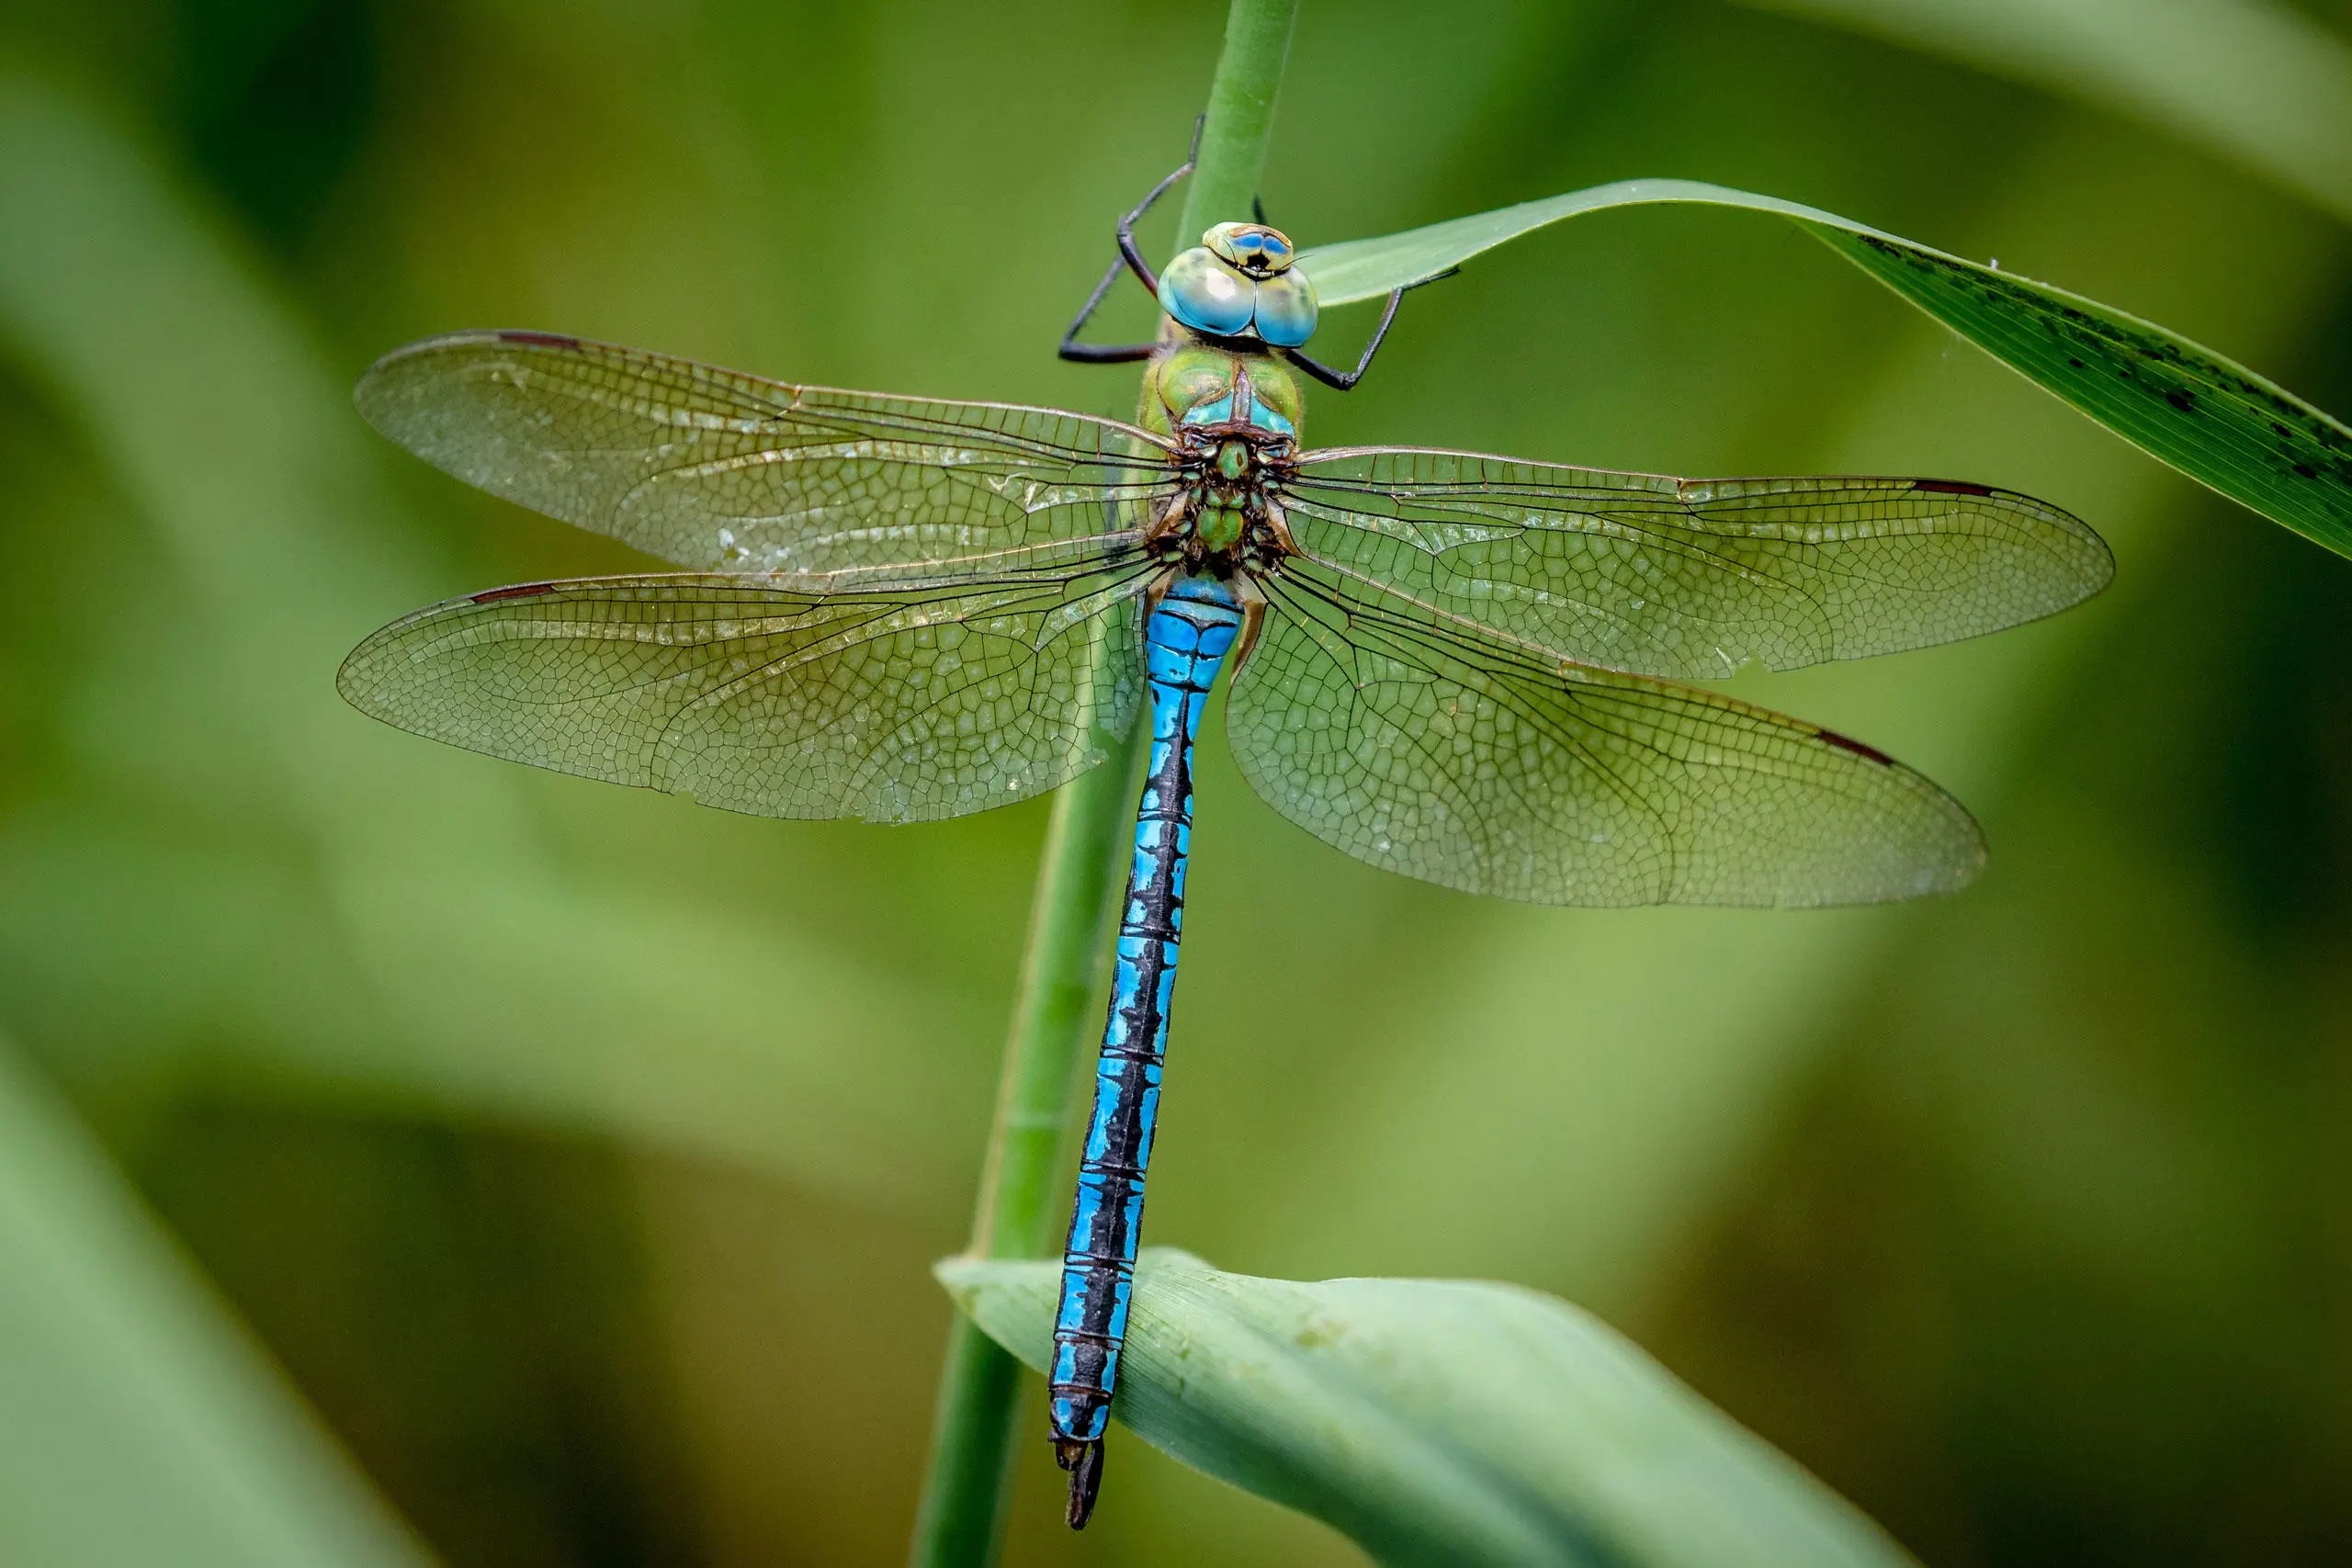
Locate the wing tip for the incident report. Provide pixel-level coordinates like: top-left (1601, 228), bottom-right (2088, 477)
top-left (1836, 729), bottom-right (1989, 905)
top-left (1895, 773), bottom-right (1988, 904)
top-left (1908, 474), bottom-right (2118, 593)
top-left (333, 627), bottom-right (401, 722)
top-left (1915, 821), bottom-right (1988, 899)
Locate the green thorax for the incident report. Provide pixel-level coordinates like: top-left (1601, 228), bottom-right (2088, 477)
top-left (1136, 328), bottom-right (1306, 445)
top-left (1132, 327), bottom-right (1307, 567)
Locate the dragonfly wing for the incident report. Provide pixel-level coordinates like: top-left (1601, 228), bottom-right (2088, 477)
top-left (1226, 561), bottom-right (1984, 907)
top-left (337, 556), bottom-right (1153, 822)
top-left (356, 331), bottom-right (1176, 572)
top-left (1284, 448), bottom-right (2111, 680)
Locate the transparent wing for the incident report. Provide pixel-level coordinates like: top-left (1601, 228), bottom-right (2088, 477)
top-left (356, 331), bottom-right (1178, 571)
top-left (1225, 560), bottom-right (1984, 907)
top-left (336, 553), bottom-right (1154, 823)
top-left (1284, 446), bottom-right (2111, 680)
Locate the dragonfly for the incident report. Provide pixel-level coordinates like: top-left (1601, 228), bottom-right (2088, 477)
top-left (336, 141), bottom-right (2112, 1529)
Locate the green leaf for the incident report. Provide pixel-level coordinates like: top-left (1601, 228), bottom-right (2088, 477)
top-left (0, 1032), bottom-right (435, 1568)
top-left (1295, 178), bottom-right (2352, 559)
top-left (939, 1248), bottom-right (1913, 1568)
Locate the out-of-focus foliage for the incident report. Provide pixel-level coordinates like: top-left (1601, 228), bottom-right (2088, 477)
top-left (0, 1031), bottom-right (431, 1568)
top-left (1736, 0), bottom-right (2352, 220)
top-left (0, 0), bottom-right (2347, 1564)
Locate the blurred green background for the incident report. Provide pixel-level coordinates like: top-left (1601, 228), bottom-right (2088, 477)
top-left (3, 0), bottom-right (2349, 1563)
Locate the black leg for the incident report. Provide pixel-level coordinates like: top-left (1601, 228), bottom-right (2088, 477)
top-left (1058, 255), bottom-right (1156, 364)
top-left (1058, 118), bottom-right (1204, 365)
top-left (1114, 152), bottom-right (1192, 295)
top-left (1286, 287), bottom-right (1406, 391)
top-left (1284, 267), bottom-right (1460, 391)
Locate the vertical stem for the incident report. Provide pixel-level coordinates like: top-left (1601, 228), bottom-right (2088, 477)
top-left (907, 3), bottom-right (1299, 1562)
top-left (1179, 0), bottom-right (1301, 242)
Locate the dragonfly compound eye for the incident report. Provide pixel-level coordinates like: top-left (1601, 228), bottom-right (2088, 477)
top-left (1250, 269), bottom-right (1318, 348)
top-left (1159, 247), bottom-right (1256, 338)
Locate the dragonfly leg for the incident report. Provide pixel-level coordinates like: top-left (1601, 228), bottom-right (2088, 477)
top-left (1057, 119), bottom-right (1201, 364)
top-left (1057, 255), bottom-right (1156, 364)
top-left (1285, 266), bottom-right (1462, 391)
top-left (1115, 112), bottom-right (1206, 290)
top-left (1286, 286), bottom-right (1407, 391)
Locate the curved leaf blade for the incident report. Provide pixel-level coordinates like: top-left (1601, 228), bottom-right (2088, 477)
top-left (939, 1248), bottom-right (1912, 1568)
top-left (1295, 179), bottom-right (2352, 558)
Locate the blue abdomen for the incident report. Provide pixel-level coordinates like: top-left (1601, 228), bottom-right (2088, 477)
top-left (1050, 576), bottom-right (1241, 1454)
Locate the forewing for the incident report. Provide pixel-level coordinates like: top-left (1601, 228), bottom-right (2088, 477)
top-left (1225, 561), bottom-right (1984, 907)
top-left (356, 331), bottom-right (1177, 571)
top-left (336, 557), bottom-right (1153, 822)
top-left (1284, 447), bottom-right (2111, 680)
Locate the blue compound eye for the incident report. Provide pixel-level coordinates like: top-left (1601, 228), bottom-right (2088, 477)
top-left (1250, 269), bottom-right (1318, 347)
top-left (1158, 248), bottom-right (1256, 337)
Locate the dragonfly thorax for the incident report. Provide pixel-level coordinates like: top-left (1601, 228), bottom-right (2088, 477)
top-left (1137, 348), bottom-right (1304, 578)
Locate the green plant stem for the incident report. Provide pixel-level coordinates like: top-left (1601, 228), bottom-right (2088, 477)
top-left (1178, 0), bottom-right (1302, 243)
top-left (904, 4), bottom-right (1297, 1562)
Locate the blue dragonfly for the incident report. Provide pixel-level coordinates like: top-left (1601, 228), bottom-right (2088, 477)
top-left (337, 145), bottom-right (2111, 1527)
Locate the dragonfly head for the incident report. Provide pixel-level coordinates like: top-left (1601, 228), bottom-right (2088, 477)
top-left (1159, 223), bottom-right (1319, 348)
